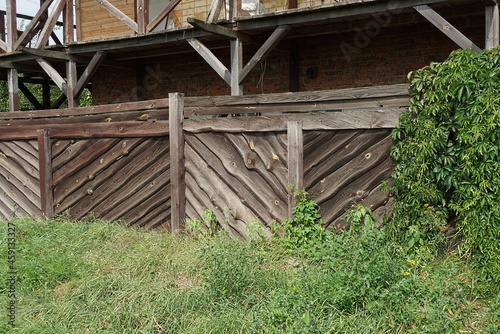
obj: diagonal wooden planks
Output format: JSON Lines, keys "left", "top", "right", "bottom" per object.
{"left": 304, "top": 129, "right": 394, "bottom": 229}
{"left": 53, "top": 137, "right": 171, "bottom": 229}
{"left": 0, "top": 141, "right": 41, "bottom": 220}
{"left": 184, "top": 131, "right": 288, "bottom": 238}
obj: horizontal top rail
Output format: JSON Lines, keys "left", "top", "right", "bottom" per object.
{"left": 0, "top": 84, "right": 409, "bottom": 121}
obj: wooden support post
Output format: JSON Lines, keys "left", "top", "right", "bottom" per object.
{"left": 0, "top": 12, "right": 6, "bottom": 51}
{"left": 287, "top": 121, "right": 303, "bottom": 217}
{"left": 38, "top": 129, "right": 54, "bottom": 218}
{"left": 288, "top": 0, "right": 297, "bottom": 9}
{"left": 169, "top": 92, "right": 186, "bottom": 234}
{"left": 486, "top": 4, "right": 500, "bottom": 50}
{"left": 289, "top": 41, "right": 299, "bottom": 92}
{"left": 6, "top": 0, "right": 17, "bottom": 52}
{"left": 136, "top": 0, "right": 147, "bottom": 34}
{"left": 42, "top": 82, "right": 51, "bottom": 109}
{"left": 231, "top": 38, "right": 243, "bottom": 95}
{"left": 66, "top": 59, "right": 78, "bottom": 107}
{"left": 8, "top": 69, "right": 19, "bottom": 112}
{"left": 64, "top": 0, "right": 75, "bottom": 44}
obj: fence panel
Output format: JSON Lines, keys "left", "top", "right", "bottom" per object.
{"left": 304, "top": 129, "right": 394, "bottom": 229}
{"left": 0, "top": 140, "right": 41, "bottom": 220}
{"left": 53, "top": 137, "right": 171, "bottom": 229}
{"left": 185, "top": 131, "right": 288, "bottom": 238}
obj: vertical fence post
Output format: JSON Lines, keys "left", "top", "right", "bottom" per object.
{"left": 169, "top": 92, "right": 186, "bottom": 234}
{"left": 37, "top": 129, "right": 54, "bottom": 218}
{"left": 287, "top": 121, "right": 303, "bottom": 217}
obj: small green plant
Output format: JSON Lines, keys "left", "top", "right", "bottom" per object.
{"left": 280, "top": 190, "right": 325, "bottom": 254}
{"left": 187, "top": 209, "right": 220, "bottom": 237}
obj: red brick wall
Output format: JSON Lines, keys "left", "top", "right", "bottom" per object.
{"left": 91, "top": 15, "right": 485, "bottom": 104}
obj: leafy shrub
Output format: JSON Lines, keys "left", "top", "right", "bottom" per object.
{"left": 391, "top": 48, "right": 500, "bottom": 280}
{"left": 279, "top": 190, "right": 325, "bottom": 255}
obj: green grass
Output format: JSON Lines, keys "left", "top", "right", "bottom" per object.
{"left": 1, "top": 216, "right": 499, "bottom": 333}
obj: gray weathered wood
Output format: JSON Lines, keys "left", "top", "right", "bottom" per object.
{"left": 486, "top": 4, "right": 500, "bottom": 50}
{"left": 8, "top": 68, "right": 19, "bottom": 112}
{"left": 287, "top": 121, "right": 303, "bottom": 217}
{"left": 414, "top": 5, "right": 481, "bottom": 52}
{"left": 231, "top": 38, "right": 243, "bottom": 95}
{"left": 0, "top": 39, "right": 6, "bottom": 52}
{"left": 206, "top": 0, "right": 224, "bottom": 23}
{"left": 35, "top": 0, "right": 66, "bottom": 48}
{"left": 136, "top": 0, "right": 147, "bottom": 34}
{"left": 147, "top": 0, "right": 182, "bottom": 32}
{"left": 0, "top": 121, "right": 170, "bottom": 140}
{"left": 74, "top": 51, "right": 107, "bottom": 98}
{"left": 239, "top": 25, "right": 291, "bottom": 84}
{"left": 187, "top": 38, "right": 232, "bottom": 85}
{"left": 66, "top": 60, "right": 78, "bottom": 107}
{"left": 95, "top": 0, "right": 139, "bottom": 32}
{"left": 169, "top": 92, "right": 186, "bottom": 233}
{"left": 36, "top": 58, "right": 67, "bottom": 93}
{"left": 184, "top": 110, "right": 403, "bottom": 133}
{"left": 38, "top": 129, "right": 54, "bottom": 218}
{"left": 6, "top": 0, "right": 16, "bottom": 52}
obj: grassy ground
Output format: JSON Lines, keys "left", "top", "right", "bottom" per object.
{"left": 1, "top": 216, "right": 499, "bottom": 333}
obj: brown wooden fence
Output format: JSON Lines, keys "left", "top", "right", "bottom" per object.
{"left": 0, "top": 84, "right": 409, "bottom": 237}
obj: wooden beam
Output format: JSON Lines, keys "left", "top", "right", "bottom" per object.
{"left": 95, "top": 0, "right": 138, "bottom": 32}
{"left": 414, "top": 5, "right": 481, "bottom": 52}
{"left": 0, "top": 40, "right": 6, "bottom": 52}
{"left": 206, "top": 0, "right": 224, "bottom": 23}
{"left": 188, "top": 18, "right": 246, "bottom": 41}
{"left": 36, "top": 58, "right": 67, "bottom": 93}
{"left": 36, "top": 0, "right": 66, "bottom": 48}
{"left": 486, "top": 4, "right": 500, "bottom": 49}
{"left": 6, "top": 0, "right": 17, "bottom": 52}
{"left": 64, "top": 0, "right": 74, "bottom": 44}
{"left": 38, "top": 129, "right": 54, "bottom": 218}
{"left": 8, "top": 68, "right": 19, "bottom": 111}
{"left": 184, "top": 109, "right": 403, "bottom": 133}
{"left": 169, "top": 92, "right": 186, "bottom": 234}
{"left": 187, "top": 38, "right": 231, "bottom": 85}
{"left": 74, "top": 51, "right": 107, "bottom": 98}
{"left": 0, "top": 121, "right": 170, "bottom": 140}
{"left": 287, "top": 121, "right": 303, "bottom": 217}
{"left": 66, "top": 60, "right": 78, "bottom": 107}
{"left": 20, "top": 46, "right": 72, "bottom": 60}
{"left": 136, "top": 0, "right": 147, "bottom": 34}
{"left": 146, "top": 0, "right": 182, "bottom": 32}
{"left": 231, "top": 38, "right": 243, "bottom": 95}
{"left": 239, "top": 25, "right": 290, "bottom": 84}
{"left": 19, "top": 81, "right": 44, "bottom": 110}
{"left": 14, "top": 0, "right": 54, "bottom": 50}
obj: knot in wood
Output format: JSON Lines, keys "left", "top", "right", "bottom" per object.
{"left": 365, "top": 152, "right": 372, "bottom": 159}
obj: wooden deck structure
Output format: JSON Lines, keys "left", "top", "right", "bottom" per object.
{"left": 0, "top": 84, "right": 408, "bottom": 235}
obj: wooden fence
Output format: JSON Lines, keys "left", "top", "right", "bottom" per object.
{"left": 0, "top": 84, "right": 409, "bottom": 237}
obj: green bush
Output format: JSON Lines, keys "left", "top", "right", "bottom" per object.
{"left": 391, "top": 47, "right": 500, "bottom": 280}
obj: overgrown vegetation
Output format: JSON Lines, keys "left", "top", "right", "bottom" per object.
{"left": 391, "top": 47, "right": 500, "bottom": 281}
{"left": 2, "top": 203, "right": 499, "bottom": 333}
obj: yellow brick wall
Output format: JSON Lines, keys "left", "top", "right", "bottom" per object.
{"left": 77, "top": 0, "right": 348, "bottom": 41}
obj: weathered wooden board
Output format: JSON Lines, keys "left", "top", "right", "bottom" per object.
{"left": 53, "top": 137, "right": 171, "bottom": 229}
{"left": 303, "top": 129, "right": 394, "bottom": 229}
{"left": 0, "top": 140, "right": 41, "bottom": 220}
{"left": 184, "top": 131, "right": 288, "bottom": 238}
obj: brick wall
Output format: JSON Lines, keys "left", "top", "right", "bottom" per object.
{"left": 91, "top": 16, "right": 485, "bottom": 104}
